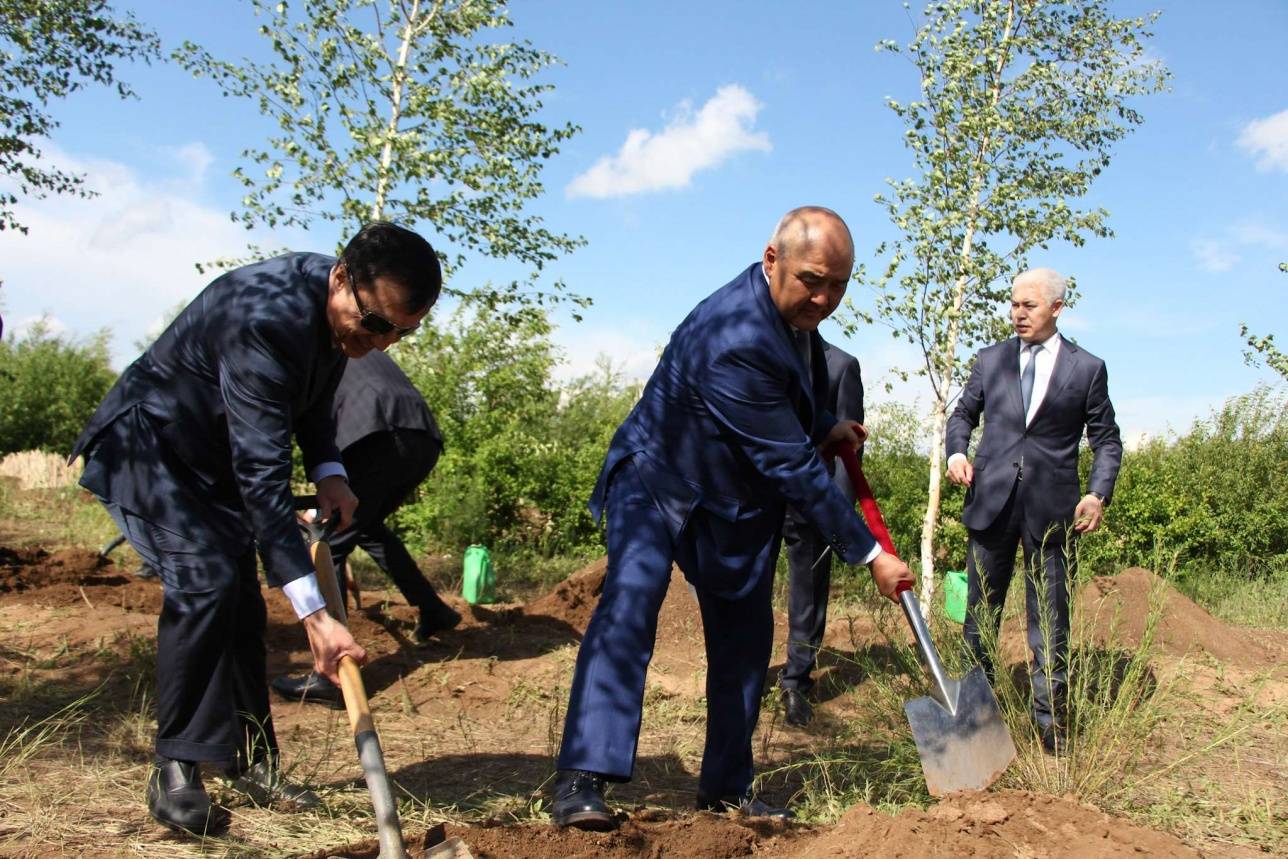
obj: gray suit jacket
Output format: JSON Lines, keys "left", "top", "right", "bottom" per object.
{"left": 946, "top": 335, "right": 1122, "bottom": 534}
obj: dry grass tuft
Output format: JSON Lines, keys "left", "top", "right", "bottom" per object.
{"left": 0, "top": 450, "right": 82, "bottom": 490}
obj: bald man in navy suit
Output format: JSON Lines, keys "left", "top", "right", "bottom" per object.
{"left": 946, "top": 268, "right": 1122, "bottom": 753}
{"left": 549, "top": 207, "right": 914, "bottom": 829}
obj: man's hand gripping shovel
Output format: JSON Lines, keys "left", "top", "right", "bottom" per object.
{"left": 296, "top": 497, "right": 472, "bottom": 859}
{"left": 828, "top": 437, "right": 1017, "bottom": 796}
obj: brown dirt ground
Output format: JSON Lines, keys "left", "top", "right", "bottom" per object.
{"left": 1, "top": 542, "right": 1284, "bottom": 858}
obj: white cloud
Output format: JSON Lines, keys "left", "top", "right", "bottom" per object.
{"left": 566, "top": 84, "right": 771, "bottom": 199}
{"left": 1230, "top": 220, "right": 1288, "bottom": 248}
{"left": 1190, "top": 219, "right": 1288, "bottom": 274}
{"left": 0, "top": 144, "right": 298, "bottom": 367}
{"left": 550, "top": 321, "right": 665, "bottom": 385}
{"left": 1237, "top": 108, "right": 1288, "bottom": 173}
{"left": 1191, "top": 238, "right": 1240, "bottom": 273}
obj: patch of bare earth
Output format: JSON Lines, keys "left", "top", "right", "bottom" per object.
{"left": 1, "top": 536, "right": 1284, "bottom": 857}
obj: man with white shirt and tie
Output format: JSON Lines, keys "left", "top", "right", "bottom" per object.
{"left": 945, "top": 267, "right": 1122, "bottom": 753}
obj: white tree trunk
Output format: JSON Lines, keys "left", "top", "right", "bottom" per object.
{"left": 919, "top": 399, "right": 948, "bottom": 610}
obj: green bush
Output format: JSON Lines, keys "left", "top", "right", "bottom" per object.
{"left": 862, "top": 402, "right": 966, "bottom": 569}
{"left": 0, "top": 321, "right": 116, "bottom": 455}
{"left": 1078, "top": 385, "right": 1288, "bottom": 575}
{"left": 391, "top": 302, "right": 639, "bottom": 556}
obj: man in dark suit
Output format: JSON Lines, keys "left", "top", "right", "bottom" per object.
{"left": 778, "top": 340, "right": 863, "bottom": 727}
{"left": 271, "top": 349, "right": 459, "bottom": 706}
{"left": 70, "top": 222, "right": 441, "bottom": 836}
{"left": 549, "top": 207, "right": 914, "bottom": 830}
{"left": 946, "top": 267, "right": 1122, "bottom": 752}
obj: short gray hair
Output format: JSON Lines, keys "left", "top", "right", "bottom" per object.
{"left": 768, "top": 206, "right": 853, "bottom": 259}
{"left": 1013, "top": 268, "right": 1067, "bottom": 305}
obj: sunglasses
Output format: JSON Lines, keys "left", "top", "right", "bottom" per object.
{"left": 346, "top": 267, "right": 419, "bottom": 339}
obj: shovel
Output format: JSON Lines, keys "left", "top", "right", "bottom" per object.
{"left": 830, "top": 446, "right": 1016, "bottom": 795}
{"left": 894, "top": 581, "right": 1017, "bottom": 795}
{"left": 296, "top": 498, "right": 472, "bottom": 859}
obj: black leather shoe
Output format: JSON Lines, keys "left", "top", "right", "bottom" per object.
{"left": 782, "top": 688, "right": 813, "bottom": 727}
{"left": 147, "top": 759, "right": 230, "bottom": 836}
{"left": 551, "top": 769, "right": 614, "bottom": 830}
{"left": 270, "top": 671, "right": 344, "bottom": 708}
{"left": 223, "top": 759, "right": 321, "bottom": 810}
{"left": 415, "top": 602, "right": 462, "bottom": 642}
{"left": 1039, "top": 724, "right": 1067, "bottom": 755}
{"left": 697, "top": 792, "right": 795, "bottom": 820}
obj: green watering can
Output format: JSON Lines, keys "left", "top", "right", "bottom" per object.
{"left": 461, "top": 544, "right": 497, "bottom": 605}
{"left": 944, "top": 570, "right": 968, "bottom": 624}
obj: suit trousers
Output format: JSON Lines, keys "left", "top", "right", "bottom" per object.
{"left": 778, "top": 511, "right": 833, "bottom": 692}
{"left": 962, "top": 481, "right": 1072, "bottom": 732}
{"left": 106, "top": 502, "right": 275, "bottom": 768}
{"left": 328, "top": 429, "right": 446, "bottom": 611}
{"left": 557, "top": 457, "right": 776, "bottom": 799}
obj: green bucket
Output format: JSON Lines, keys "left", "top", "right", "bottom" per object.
{"left": 944, "top": 570, "right": 968, "bottom": 624}
{"left": 461, "top": 544, "right": 497, "bottom": 605}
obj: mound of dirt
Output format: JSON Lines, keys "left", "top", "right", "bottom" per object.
{"left": 311, "top": 814, "right": 804, "bottom": 859}
{"left": 1080, "top": 567, "right": 1268, "bottom": 665}
{"left": 0, "top": 546, "right": 109, "bottom": 592}
{"left": 523, "top": 557, "right": 607, "bottom": 633}
{"left": 792, "top": 789, "right": 1198, "bottom": 858}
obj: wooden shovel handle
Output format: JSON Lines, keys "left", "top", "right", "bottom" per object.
{"left": 309, "top": 541, "right": 376, "bottom": 736}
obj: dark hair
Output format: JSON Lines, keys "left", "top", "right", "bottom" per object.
{"left": 340, "top": 222, "right": 443, "bottom": 313}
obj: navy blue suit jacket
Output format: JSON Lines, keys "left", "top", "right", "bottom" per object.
{"left": 591, "top": 263, "right": 878, "bottom": 599}
{"left": 333, "top": 350, "right": 441, "bottom": 452}
{"left": 72, "top": 253, "right": 347, "bottom": 587}
{"left": 946, "top": 335, "right": 1122, "bottom": 533}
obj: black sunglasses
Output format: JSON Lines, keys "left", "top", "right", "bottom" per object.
{"left": 346, "top": 267, "right": 419, "bottom": 339}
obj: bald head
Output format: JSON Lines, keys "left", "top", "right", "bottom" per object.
{"left": 762, "top": 206, "right": 855, "bottom": 331}
{"left": 768, "top": 206, "right": 855, "bottom": 265}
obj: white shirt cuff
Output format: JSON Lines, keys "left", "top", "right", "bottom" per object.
{"left": 309, "top": 461, "right": 348, "bottom": 483}
{"left": 282, "top": 573, "right": 326, "bottom": 619}
{"left": 861, "top": 543, "right": 883, "bottom": 565}
{"left": 946, "top": 452, "right": 968, "bottom": 469}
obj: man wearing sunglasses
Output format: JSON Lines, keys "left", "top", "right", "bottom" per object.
{"left": 71, "top": 222, "right": 441, "bottom": 837}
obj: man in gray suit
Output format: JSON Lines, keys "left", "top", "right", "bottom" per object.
{"left": 778, "top": 340, "right": 863, "bottom": 727}
{"left": 946, "top": 268, "right": 1122, "bottom": 752}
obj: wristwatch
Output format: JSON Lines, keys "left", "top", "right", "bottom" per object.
{"left": 1088, "top": 491, "right": 1105, "bottom": 502}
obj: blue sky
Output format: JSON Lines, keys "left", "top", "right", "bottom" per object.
{"left": 2, "top": 0, "right": 1286, "bottom": 445}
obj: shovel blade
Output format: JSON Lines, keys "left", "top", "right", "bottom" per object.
{"left": 904, "top": 666, "right": 1016, "bottom": 796}
{"left": 418, "top": 837, "right": 474, "bottom": 859}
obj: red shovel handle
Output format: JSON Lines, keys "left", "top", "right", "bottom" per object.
{"left": 828, "top": 433, "right": 898, "bottom": 557}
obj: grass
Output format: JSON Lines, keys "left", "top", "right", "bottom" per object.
{"left": 2, "top": 472, "right": 1285, "bottom": 855}
{"left": 756, "top": 543, "right": 1286, "bottom": 856}
{"left": 1173, "top": 560, "right": 1288, "bottom": 627}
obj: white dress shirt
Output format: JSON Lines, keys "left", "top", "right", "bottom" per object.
{"left": 1021, "top": 331, "right": 1062, "bottom": 426}
{"left": 280, "top": 461, "right": 351, "bottom": 618}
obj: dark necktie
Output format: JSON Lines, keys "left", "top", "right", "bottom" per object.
{"left": 1021, "top": 342, "right": 1041, "bottom": 417}
{"left": 795, "top": 329, "right": 813, "bottom": 382}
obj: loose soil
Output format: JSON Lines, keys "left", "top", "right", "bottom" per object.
{"left": 1, "top": 536, "right": 1283, "bottom": 858}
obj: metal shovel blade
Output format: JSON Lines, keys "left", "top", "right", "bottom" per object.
{"left": 897, "top": 583, "right": 1016, "bottom": 796}
{"left": 905, "top": 664, "right": 1017, "bottom": 795}
{"left": 418, "top": 837, "right": 474, "bottom": 858}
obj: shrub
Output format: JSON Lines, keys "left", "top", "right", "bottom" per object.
{"left": 391, "top": 302, "right": 639, "bottom": 556}
{"left": 0, "top": 321, "right": 116, "bottom": 456}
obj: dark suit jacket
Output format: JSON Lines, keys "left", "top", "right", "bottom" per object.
{"left": 822, "top": 340, "right": 863, "bottom": 502}
{"left": 946, "top": 335, "right": 1122, "bottom": 534}
{"left": 333, "top": 350, "right": 441, "bottom": 452}
{"left": 71, "top": 253, "right": 346, "bottom": 587}
{"left": 591, "top": 262, "right": 878, "bottom": 599}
